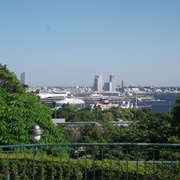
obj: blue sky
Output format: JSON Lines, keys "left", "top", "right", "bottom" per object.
{"left": 0, "top": 0, "right": 180, "bottom": 87}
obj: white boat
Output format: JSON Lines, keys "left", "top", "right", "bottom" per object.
{"left": 55, "top": 98, "right": 85, "bottom": 109}
{"left": 119, "top": 101, "right": 134, "bottom": 109}
{"left": 38, "top": 91, "right": 71, "bottom": 99}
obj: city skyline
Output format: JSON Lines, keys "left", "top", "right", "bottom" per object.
{"left": 1, "top": 0, "right": 180, "bottom": 87}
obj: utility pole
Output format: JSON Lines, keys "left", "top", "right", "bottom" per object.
{"left": 169, "top": 101, "right": 171, "bottom": 116}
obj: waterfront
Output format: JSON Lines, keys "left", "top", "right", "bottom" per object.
{"left": 138, "top": 93, "right": 180, "bottom": 113}
{"left": 80, "top": 93, "right": 180, "bottom": 113}
{"left": 39, "top": 90, "right": 180, "bottom": 113}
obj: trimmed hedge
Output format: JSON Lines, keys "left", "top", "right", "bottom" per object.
{"left": 0, "top": 154, "right": 179, "bottom": 179}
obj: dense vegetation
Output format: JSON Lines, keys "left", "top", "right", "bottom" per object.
{"left": 56, "top": 99, "right": 180, "bottom": 144}
{"left": 0, "top": 153, "right": 179, "bottom": 179}
{"left": 53, "top": 104, "right": 134, "bottom": 122}
{"left": 0, "top": 64, "right": 64, "bottom": 145}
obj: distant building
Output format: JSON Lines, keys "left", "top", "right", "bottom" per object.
{"left": 109, "top": 74, "right": 116, "bottom": 92}
{"left": 104, "top": 82, "right": 112, "bottom": 92}
{"left": 20, "top": 72, "right": 26, "bottom": 84}
{"left": 121, "top": 80, "right": 124, "bottom": 93}
{"left": 93, "top": 75, "right": 103, "bottom": 92}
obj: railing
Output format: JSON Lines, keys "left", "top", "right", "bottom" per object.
{"left": 0, "top": 143, "right": 179, "bottom": 180}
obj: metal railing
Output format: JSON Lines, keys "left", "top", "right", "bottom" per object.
{"left": 0, "top": 143, "right": 179, "bottom": 180}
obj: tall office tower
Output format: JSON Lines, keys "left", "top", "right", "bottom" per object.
{"left": 104, "top": 82, "right": 112, "bottom": 92}
{"left": 20, "top": 72, "right": 26, "bottom": 84}
{"left": 122, "top": 80, "right": 124, "bottom": 93}
{"left": 93, "top": 75, "right": 103, "bottom": 92}
{"left": 109, "top": 74, "right": 116, "bottom": 92}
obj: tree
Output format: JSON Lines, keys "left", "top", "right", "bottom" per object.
{"left": 134, "top": 112, "right": 172, "bottom": 143}
{"left": 0, "top": 88, "right": 64, "bottom": 145}
{"left": 77, "top": 109, "right": 96, "bottom": 122}
{"left": 0, "top": 64, "right": 64, "bottom": 145}
{"left": 102, "top": 112, "right": 114, "bottom": 122}
{"left": 106, "top": 124, "right": 132, "bottom": 142}
{"left": 92, "top": 106, "right": 103, "bottom": 121}
{"left": 55, "top": 103, "right": 79, "bottom": 121}
{"left": 104, "top": 107, "right": 134, "bottom": 121}
{"left": 171, "top": 95, "right": 180, "bottom": 135}
{"left": 0, "top": 64, "right": 27, "bottom": 93}
{"left": 78, "top": 124, "right": 109, "bottom": 143}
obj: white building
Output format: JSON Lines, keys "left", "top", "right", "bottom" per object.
{"left": 109, "top": 74, "right": 116, "bottom": 92}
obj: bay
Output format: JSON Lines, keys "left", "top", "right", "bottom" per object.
{"left": 138, "top": 93, "right": 180, "bottom": 113}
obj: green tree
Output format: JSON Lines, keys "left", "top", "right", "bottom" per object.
{"left": 55, "top": 103, "right": 79, "bottom": 121}
{"left": 171, "top": 95, "right": 180, "bottom": 135}
{"left": 78, "top": 124, "right": 109, "bottom": 143}
{"left": 0, "top": 89, "right": 64, "bottom": 145}
{"left": 102, "top": 112, "right": 114, "bottom": 122}
{"left": 0, "top": 64, "right": 27, "bottom": 93}
{"left": 131, "top": 109, "right": 148, "bottom": 121}
{"left": 105, "top": 107, "right": 134, "bottom": 121}
{"left": 76, "top": 109, "right": 96, "bottom": 122}
{"left": 134, "top": 112, "right": 172, "bottom": 143}
{"left": 106, "top": 124, "right": 131, "bottom": 142}
{"left": 0, "top": 64, "right": 64, "bottom": 145}
{"left": 92, "top": 106, "right": 103, "bottom": 121}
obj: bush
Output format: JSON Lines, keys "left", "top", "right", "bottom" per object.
{"left": 0, "top": 153, "right": 179, "bottom": 179}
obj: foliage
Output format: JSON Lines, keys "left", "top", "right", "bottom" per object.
{"left": 92, "top": 106, "right": 103, "bottom": 121}
{"left": 134, "top": 112, "right": 173, "bottom": 143}
{"left": 0, "top": 64, "right": 27, "bottom": 93}
{"left": 131, "top": 108, "right": 148, "bottom": 121}
{"left": 105, "top": 124, "right": 134, "bottom": 143}
{"left": 77, "top": 108, "right": 96, "bottom": 122}
{"left": 55, "top": 103, "right": 79, "bottom": 121}
{"left": 55, "top": 104, "right": 135, "bottom": 122}
{"left": 0, "top": 88, "right": 64, "bottom": 145}
{"left": 59, "top": 110, "right": 176, "bottom": 145}
{"left": 0, "top": 64, "right": 64, "bottom": 145}
{"left": 0, "top": 154, "right": 179, "bottom": 179}
{"left": 102, "top": 112, "right": 114, "bottom": 122}
{"left": 78, "top": 124, "right": 109, "bottom": 143}
{"left": 171, "top": 95, "right": 180, "bottom": 135}
{"left": 103, "top": 107, "right": 135, "bottom": 121}
{"left": 62, "top": 127, "right": 82, "bottom": 142}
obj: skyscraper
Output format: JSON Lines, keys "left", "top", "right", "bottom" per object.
{"left": 109, "top": 74, "right": 116, "bottom": 92}
{"left": 93, "top": 75, "right": 103, "bottom": 92}
{"left": 104, "top": 82, "right": 112, "bottom": 92}
{"left": 20, "top": 72, "right": 26, "bottom": 84}
{"left": 122, "top": 80, "right": 124, "bottom": 93}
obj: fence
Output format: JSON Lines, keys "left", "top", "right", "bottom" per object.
{"left": 0, "top": 143, "right": 180, "bottom": 180}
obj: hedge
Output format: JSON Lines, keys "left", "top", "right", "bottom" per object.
{"left": 0, "top": 154, "right": 179, "bottom": 179}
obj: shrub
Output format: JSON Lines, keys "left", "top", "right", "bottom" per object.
{"left": 0, "top": 154, "right": 179, "bottom": 179}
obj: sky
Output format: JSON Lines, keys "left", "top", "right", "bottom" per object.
{"left": 0, "top": 0, "right": 180, "bottom": 87}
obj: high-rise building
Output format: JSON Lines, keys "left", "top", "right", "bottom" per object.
{"left": 20, "top": 72, "right": 26, "bottom": 84}
{"left": 93, "top": 75, "right": 103, "bottom": 92}
{"left": 109, "top": 74, "right": 116, "bottom": 92}
{"left": 104, "top": 82, "right": 112, "bottom": 92}
{"left": 122, "top": 80, "right": 124, "bottom": 93}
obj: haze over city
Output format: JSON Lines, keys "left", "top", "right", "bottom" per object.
{"left": 0, "top": 0, "right": 180, "bottom": 87}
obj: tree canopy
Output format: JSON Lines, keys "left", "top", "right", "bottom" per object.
{"left": 57, "top": 96, "right": 180, "bottom": 144}
{"left": 0, "top": 64, "right": 27, "bottom": 93}
{"left": 0, "top": 64, "right": 64, "bottom": 145}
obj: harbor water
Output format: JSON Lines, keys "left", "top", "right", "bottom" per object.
{"left": 138, "top": 93, "right": 180, "bottom": 113}
{"left": 78, "top": 93, "right": 180, "bottom": 113}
